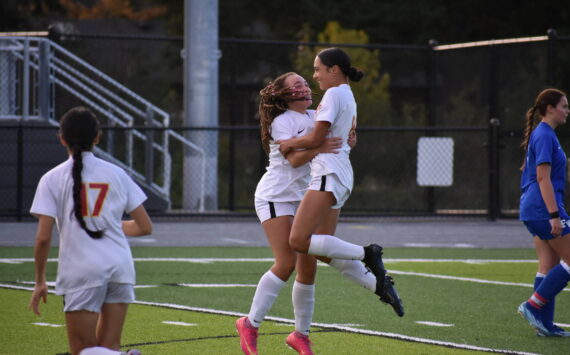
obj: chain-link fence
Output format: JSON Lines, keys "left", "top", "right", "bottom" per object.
{"left": 2, "top": 29, "right": 570, "bottom": 219}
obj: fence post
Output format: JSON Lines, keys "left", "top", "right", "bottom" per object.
{"left": 38, "top": 39, "right": 51, "bottom": 121}
{"left": 145, "top": 107, "right": 154, "bottom": 186}
{"left": 22, "top": 39, "right": 30, "bottom": 121}
{"left": 16, "top": 123, "right": 24, "bottom": 221}
{"left": 228, "top": 41, "right": 236, "bottom": 211}
{"left": 488, "top": 45, "right": 498, "bottom": 121}
{"left": 547, "top": 28, "right": 557, "bottom": 86}
{"left": 426, "top": 39, "right": 438, "bottom": 213}
{"left": 488, "top": 118, "right": 501, "bottom": 221}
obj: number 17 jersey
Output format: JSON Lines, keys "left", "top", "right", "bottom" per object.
{"left": 30, "top": 152, "right": 147, "bottom": 295}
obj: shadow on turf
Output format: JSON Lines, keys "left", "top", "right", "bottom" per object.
{"left": 55, "top": 329, "right": 338, "bottom": 354}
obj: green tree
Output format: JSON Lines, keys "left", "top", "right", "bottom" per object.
{"left": 293, "top": 21, "right": 391, "bottom": 125}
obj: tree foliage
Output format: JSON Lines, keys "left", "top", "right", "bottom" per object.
{"left": 294, "top": 21, "right": 391, "bottom": 125}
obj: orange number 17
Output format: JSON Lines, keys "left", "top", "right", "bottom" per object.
{"left": 81, "top": 183, "right": 109, "bottom": 217}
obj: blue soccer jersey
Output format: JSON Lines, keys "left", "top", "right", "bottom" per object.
{"left": 520, "top": 122, "right": 567, "bottom": 221}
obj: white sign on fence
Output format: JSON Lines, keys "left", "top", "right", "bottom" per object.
{"left": 417, "top": 137, "right": 454, "bottom": 186}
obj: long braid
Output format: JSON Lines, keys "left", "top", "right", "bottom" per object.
{"left": 519, "top": 107, "right": 537, "bottom": 171}
{"left": 520, "top": 107, "right": 537, "bottom": 152}
{"left": 61, "top": 107, "right": 103, "bottom": 239}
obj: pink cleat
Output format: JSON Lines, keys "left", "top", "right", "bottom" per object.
{"left": 235, "top": 317, "right": 258, "bottom": 355}
{"left": 286, "top": 331, "right": 313, "bottom": 355}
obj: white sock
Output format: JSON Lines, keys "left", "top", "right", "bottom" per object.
{"left": 308, "top": 234, "right": 365, "bottom": 260}
{"left": 247, "top": 270, "right": 286, "bottom": 328}
{"left": 292, "top": 281, "right": 315, "bottom": 335}
{"left": 561, "top": 260, "right": 570, "bottom": 274}
{"left": 79, "top": 347, "right": 122, "bottom": 355}
{"left": 329, "top": 259, "right": 376, "bottom": 291}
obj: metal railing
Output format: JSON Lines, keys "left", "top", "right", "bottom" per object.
{"left": 0, "top": 36, "right": 207, "bottom": 210}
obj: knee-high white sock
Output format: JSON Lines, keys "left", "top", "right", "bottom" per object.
{"left": 247, "top": 270, "right": 286, "bottom": 328}
{"left": 308, "top": 234, "right": 365, "bottom": 260}
{"left": 329, "top": 259, "right": 376, "bottom": 291}
{"left": 292, "top": 281, "right": 315, "bottom": 335}
{"left": 79, "top": 347, "right": 122, "bottom": 355}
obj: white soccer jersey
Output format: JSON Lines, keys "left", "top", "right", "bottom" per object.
{"left": 255, "top": 109, "right": 315, "bottom": 202}
{"left": 30, "top": 152, "right": 147, "bottom": 295}
{"left": 311, "top": 84, "right": 356, "bottom": 191}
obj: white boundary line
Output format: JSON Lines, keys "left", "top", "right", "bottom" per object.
{"left": 389, "top": 270, "right": 570, "bottom": 292}
{"left": 0, "top": 284, "right": 540, "bottom": 355}
{"left": 0, "top": 257, "right": 539, "bottom": 264}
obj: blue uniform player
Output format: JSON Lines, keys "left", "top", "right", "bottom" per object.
{"left": 517, "top": 88, "right": 570, "bottom": 337}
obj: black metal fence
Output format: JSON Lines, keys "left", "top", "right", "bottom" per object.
{"left": 0, "top": 121, "right": 531, "bottom": 220}
{"left": 3, "top": 29, "right": 570, "bottom": 219}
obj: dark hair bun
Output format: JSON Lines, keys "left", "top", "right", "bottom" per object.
{"left": 348, "top": 67, "right": 364, "bottom": 82}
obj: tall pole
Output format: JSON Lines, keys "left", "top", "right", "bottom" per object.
{"left": 183, "top": 0, "right": 220, "bottom": 210}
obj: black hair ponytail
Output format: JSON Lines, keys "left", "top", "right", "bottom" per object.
{"left": 60, "top": 107, "right": 104, "bottom": 239}
{"left": 317, "top": 47, "right": 364, "bottom": 82}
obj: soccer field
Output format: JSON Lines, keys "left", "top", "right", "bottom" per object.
{"left": 1, "top": 246, "right": 568, "bottom": 355}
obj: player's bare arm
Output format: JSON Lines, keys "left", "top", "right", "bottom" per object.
{"left": 286, "top": 136, "right": 342, "bottom": 168}
{"left": 29, "top": 214, "right": 54, "bottom": 316}
{"left": 277, "top": 121, "right": 331, "bottom": 157}
{"left": 122, "top": 204, "right": 153, "bottom": 237}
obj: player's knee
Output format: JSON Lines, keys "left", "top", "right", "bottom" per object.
{"left": 289, "top": 235, "right": 308, "bottom": 254}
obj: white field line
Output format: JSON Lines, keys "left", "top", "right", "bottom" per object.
{"left": 4, "top": 257, "right": 566, "bottom": 292}
{"left": 0, "top": 284, "right": 541, "bottom": 355}
{"left": 388, "top": 270, "right": 570, "bottom": 292}
{"left": 33, "top": 322, "right": 64, "bottom": 327}
{"left": 415, "top": 321, "right": 454, "bottom": 327}
{"left": 0, "top": 257, "right": 539, "bottom": 264}
{"left": 162, "top": 321, "right": 197, "bottom": 327}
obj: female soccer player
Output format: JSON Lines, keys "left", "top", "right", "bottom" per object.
{"left": 28, "top": 107, "right": 152, "bottom": 355}
{"left": 517, "top": 88, "right": 570, "bottom": 337}
{"left": 279, "top": 48, "right": 403, "bottom": 319}
{"left": 236, "top": 72, "right": 381, "bottom": 355}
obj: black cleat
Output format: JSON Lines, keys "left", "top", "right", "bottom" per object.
{"left": 363, "top": 244, "right": 386, "bottom": 284}
{"left": 376, "top": 275, "right": 404, "bottom": 317}
{"left": 363, "top": 244, "right": 404, "bottom": 317}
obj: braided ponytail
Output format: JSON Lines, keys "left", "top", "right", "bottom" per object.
{"left": 520, "top": 88, "right": 566, "bottom": 170}
{"left": 60, "top": 107, "right": 103, "bottom": 239}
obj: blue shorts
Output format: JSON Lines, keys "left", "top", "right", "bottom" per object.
{"left": 523, "top": 218, "right": 570, "bottom": 240}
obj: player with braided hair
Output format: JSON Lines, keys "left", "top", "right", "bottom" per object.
{"left": 29, "top": 107, "right": 152, "bottom": 355}
{"left": 517, "top": 88, "right": 570, "bottom": 337}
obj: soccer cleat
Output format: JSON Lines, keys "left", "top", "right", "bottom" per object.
{"left": 236, "top": 317, "right": 259, "bottom": 355}
{"left": 363, "top": 244, "right": 386, "bottom": 282}
{"left": 518, "top": 302, "right": 550, "bottom": 335}
{"left": 364, "top": 244, "right": 404, "bottom": 317}
{"left": 286, "top": 331, "right": 313, "bottom": 355}
{"left": 376, "top": 275, "right": 405, "bottom": 317}
{"left": 536, "top": 324, "right": 570, "bottom": 337}
{"left": 120, "top": 350, "right": 141, "bottom": 355}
